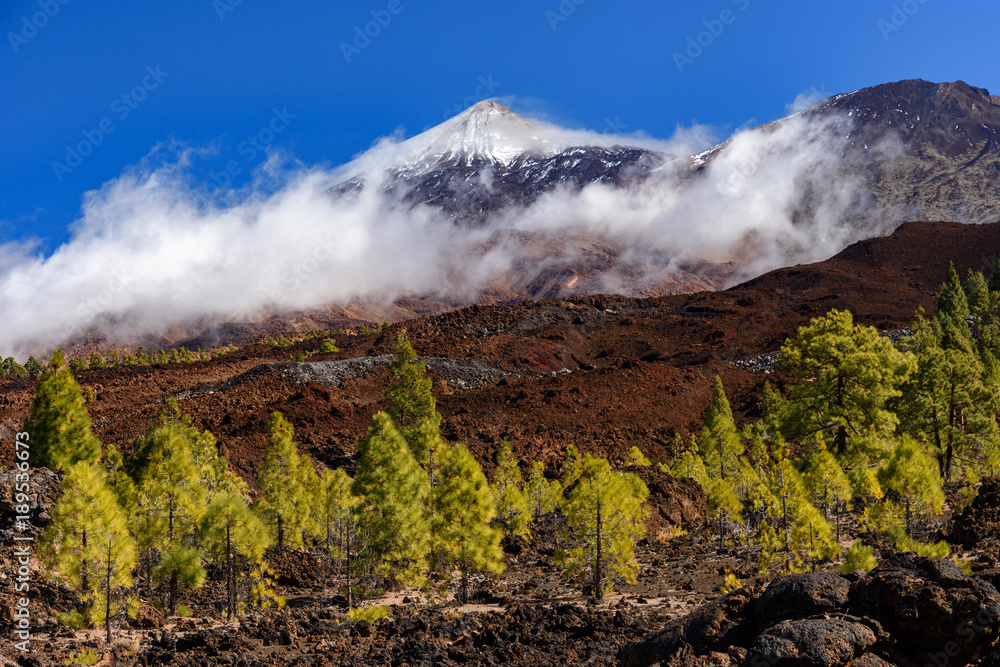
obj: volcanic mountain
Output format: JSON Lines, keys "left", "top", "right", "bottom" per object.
{"left": 35, "top": 80, "right": 1000, "bottom": 360}
{"left": 337, "top": 80, "right": 1000, "bottom": 229}
{"left": 330, "top": 100, "right": 667, "bottom": 223}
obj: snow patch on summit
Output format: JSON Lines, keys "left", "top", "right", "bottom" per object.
{"left": 396, "top": 101, "right": 565, "bottom": 172}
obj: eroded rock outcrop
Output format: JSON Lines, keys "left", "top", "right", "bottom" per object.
{"left": 620, "top": 555, "right": 1000, "bottom": 667}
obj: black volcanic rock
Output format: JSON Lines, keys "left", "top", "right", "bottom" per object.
{"left": 393, "top": 145, "right": 663, "bottom": 223}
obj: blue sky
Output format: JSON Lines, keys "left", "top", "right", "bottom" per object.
{"left": 2, "top": 0, "right": 998, "bottom": 253}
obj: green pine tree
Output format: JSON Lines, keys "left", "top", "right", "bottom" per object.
{"left": 801, "top": 441, "right": 852, "bottom": 543}
{"left": 25, "top": 350, "right": 102, "bottom": 471}
{"left": 757, "top": 452, "right": 838, "bottom": 575}
{"left": 255, "top": 412, "right": 312, "bottom": 551}
{"left": 897, "top": 313, "right": 1000, "bottom": 480}
{"left": 102, "top": 442, "right": 138, "bottom": 514}
{"left": 41, "top": 461, "right": 137, "bottom": 641}
{"left": 937, "top": 263, "right": 970, "bottom": 319}
{"left": 875, "top": 436, "right": 945, "bottom": 541}
{"left": 134, "top": 420, "right": 210, "bottom": 616}
{"left": 696, "top": 377, "right": 758, "bottom": 550}
{"left": 557, "top": 454, "right": 649, "bottom": 600}
{"left": 351, "top": 411, "right": 430, "bottom": 589}
{"left": 524, "top": 461, "right": 563, "bottom": 521}
{"left": 966, "top": 269, "right": 991, "bottom": 316}
{"left": 776, "top": 309, "right": 915, "bottom": 461}
{"left": 491, "top": 440, "right": 531, "bottom": 540}
{"left": 384, "top": 334, "right": 441, "bottom": 452}
{"left": 314, "top": 467, "right": 364, "bottom": 607}
{"left": 199, "top": 491, "right": 271, "bottom": 620}
{"left": 430, "top": 442, "right": 505, "bottom": 603}
{"left": 560, "top": 443, "right": 584, "bottom": 490}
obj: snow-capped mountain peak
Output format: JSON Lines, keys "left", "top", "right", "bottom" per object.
{"left": 397, "top": 100, "right": 564, "bottom": 171}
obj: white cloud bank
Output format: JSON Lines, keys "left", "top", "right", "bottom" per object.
{"left": 0, "top": 105, "right": 902, "bottom": 359}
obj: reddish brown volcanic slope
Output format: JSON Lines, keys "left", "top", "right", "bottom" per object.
{"left": 3, "top": 220, "right": 999, "bottom": 481}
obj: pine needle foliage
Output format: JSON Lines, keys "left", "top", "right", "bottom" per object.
{"left": 41, "top": 461, "right": 137, "bottom": 642}
{"left": 875, "top": 436, "right": 945, "bottom": 540}
{"left": 25, "top": 350, "right": 102, "bottom": 470}
{"left": 351, "top": 411, "right": 430, "bottom": 589}
{"left": 966, "top": 269, "right": 991, "bottom": 316}
{"left": 133, "top": 414, "right": 211, "bottom": 616}
{"left": 937, "top": 263, "right": 970, "bottom": 319}
{"left": 491, "top": 440, "right": 531, "bottom": 539}
{"left": 255, "top": 412, "right": 313, "bottom": 551}
{"left": 199, "top": 491, "right": 271, "bottom": 620}
{"left": 430, "top": 442, "right": 505, "bottom": 603}
{"left": 776, "top": 309, "right": 915, "bottom": 461}
{"left": 524, "top": 461, "right": 563, "bottom": 521}
{"left": 557, "top": 454, "right": 649, "bottom": 600}
{"left": 384, "top": 334, "right": 441, "bottom": 453}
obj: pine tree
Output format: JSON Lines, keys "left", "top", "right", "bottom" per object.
{"left": 776, "top": 309, "right": 915, "bottom": 461}
{"left": 25, "top": 350, "right": 102, "bottom": 471}
{"left": 134, "top": 419, "right": 210, "bottom": 616}
{"left": 491, "top": 441, "right": 531, "bottom": 539}
{"left": 696, "top": 377, "right": 758, "bottom": 550}
{"left": 898, "top": 313, "right": 1000, "bottom": 480}
{"left": 41, "top": 461, "right": 137, "bottom": 641}
{"left": 199, "top": 491, "right": 271, "bottom": 620}
{"left": 524, "top": 461, "right": 563, "bottom": 521}
{"left": 315, "top": 467, "right": 356, "bottom": 561}
{"left": 409, "top": 417, "right": 445, "bottom": 484}
{"left": 624, "top": 446, "right": 652, "bottom": 467}
{"left": 557, "top": 454, "right": 649, "bottom": 600}
{"left": 90, "top": 514, "right": 138, "bottom": 643}
{"left": 384, "top": 334, "right": 441, "bottom": 451}
{"left": 757, "top": 453, "right": 837, "bottom": 574}
{"left": 255, "top": 412, "right": 312, "bottom": 551}
{"left": 351, "top": 412, "right": 430, "bottom": 588}
{"left": 937, "top": 263, "right": 970, "bottom": 319}
{"left": 802, "top": 441, "right": 852, "bottom": 543}
{"left": 966, "top": 269, "right": 991, "bottom": 316}
{"left": 430, "top": 443, "right": 505, "bottom": 603}
{"left": 102, "top": 442, "right": 138, "bottom": 514}
{"left": 560, "top": 443, "right": 584, "bottom": 490}
{"left": 876, "top": 436, "right": 945, "bottom": 541}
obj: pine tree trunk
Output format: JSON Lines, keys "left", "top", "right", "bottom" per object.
{"left": 905, "top": 497, "right": 912, "bottom": 540}
{"left": 461, "top": 565, "right": 469, "bottom": 605}
{"left": 81, "top": 529, "right": 88, "bottom": 594}
{"left": 226, "top": 524, "right": 236, "bottom": 621}
{"left": 594, "top": 501, "right": 604, "bottom": 601}
{"left": 277, "top": 514, "right": 284, "bottom": 551}
{"left": 170, "top": 573, "right": 178, "bottom": 617}
{"left": 346, "top": 530, "right": 353, "bottom": 610}
{"left": 835, "top": 375, "right": 847, "bottom": 455}
{"left": 105, "top": 538, "right": 113, "bottom": 644}
{"left": 933, "top": 407, "right": 946, "bottom": 478}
